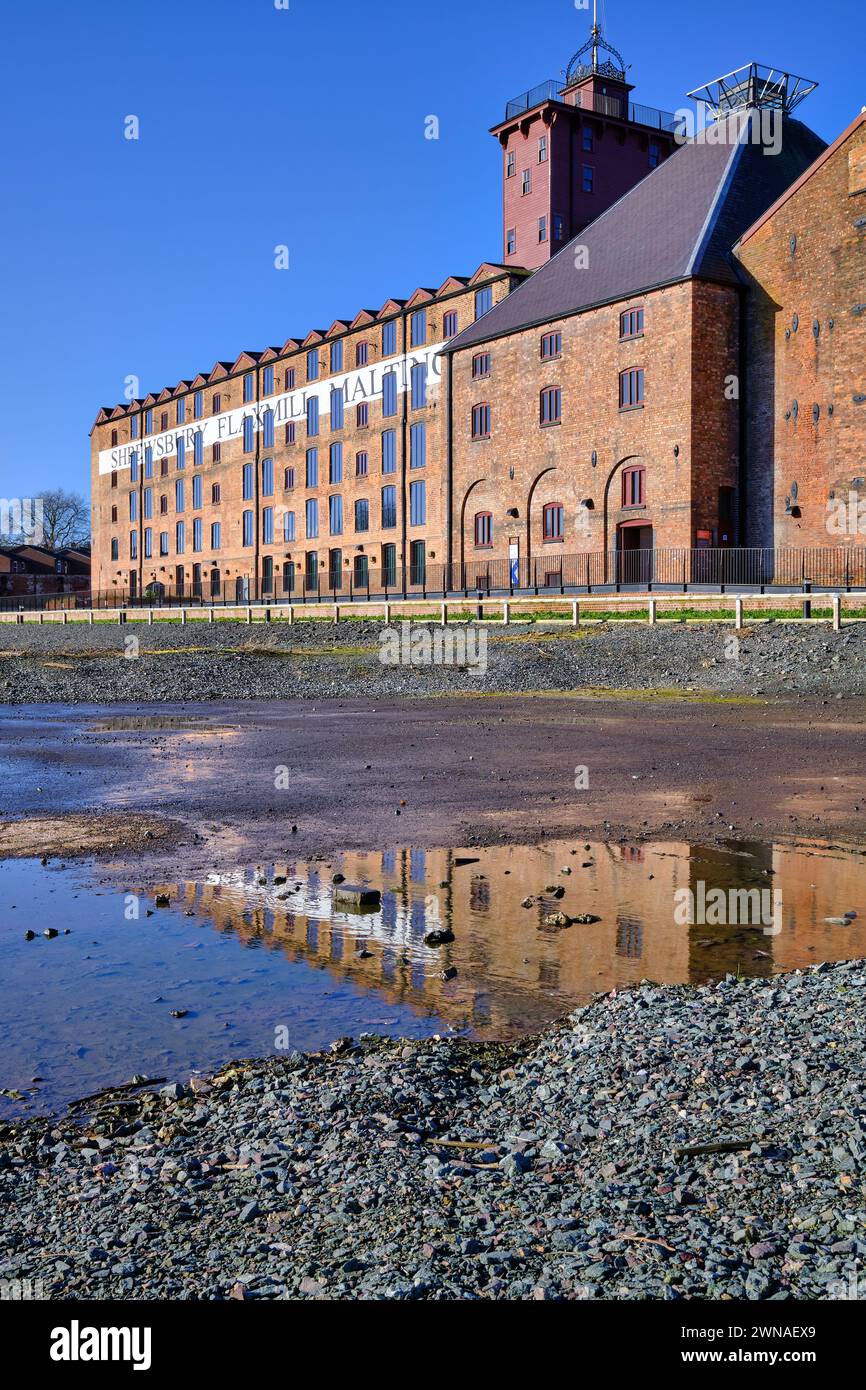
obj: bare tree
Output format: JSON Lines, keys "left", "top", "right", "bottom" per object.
{"left": 0, "top": 489, "right": 90, "bottom": 550}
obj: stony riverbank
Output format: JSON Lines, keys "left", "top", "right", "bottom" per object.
{"left": 1, "top": 959, "right": 864, "bottom": 1301}
{"left": 0, "top": 618, "right": 864, "bottom": 703}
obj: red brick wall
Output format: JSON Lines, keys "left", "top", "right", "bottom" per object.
{"left": 735, "top": 116, "right": 866, "bottom": 548}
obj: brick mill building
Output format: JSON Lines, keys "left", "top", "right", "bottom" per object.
{"left": 90, "top": 17, "right": 866, "bottom": 600}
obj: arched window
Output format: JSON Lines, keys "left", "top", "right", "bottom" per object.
{"left": 619, "top": 367, "right": 645, "bottom": 409}
{"left": 540, "top": 386, "right": 562, "bottom": 425}
{"left": 622, "top": 465, "right": 646, "bottom": 507}
{"left": 542, "top": 502, "right": 564, "bottom": 542}
{"left": 474, "top": 511, "right": 493, "bottom": 548}
{"left": 471, "top": 403, "right": 491, "bottom": 439}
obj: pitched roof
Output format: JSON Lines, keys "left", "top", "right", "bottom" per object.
{"left": 444, "top": 111, "right": 827, "bottom": 354}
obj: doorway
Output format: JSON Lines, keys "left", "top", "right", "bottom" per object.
{"left": 616, "top": 523, "right": 654, "bottom": 585}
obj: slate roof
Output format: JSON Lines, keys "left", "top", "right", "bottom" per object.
{"left": 444, "top": 110, "right": 827, "bottom": 353}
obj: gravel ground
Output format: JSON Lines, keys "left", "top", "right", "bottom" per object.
{"left": 1, "top": 959, "right": 864, "bottom": 1301}
{"left": 0, "top": 618, "right": 864, "bottom": 702}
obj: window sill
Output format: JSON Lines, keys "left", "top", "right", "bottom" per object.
{"left": 474, "top": 544, "right": 494, "bottom": 551}
{"left": 542, "top": 537, "right": 565, "bottom": 545}
{"left": 539, "top": 420, "right": 562, "bottom": 428}
{"left": 471, "top": 435, "right": 491, "bottom": 443}
{"left": 619, "top": 332, "right": 645, "bottom": 342}
{"left": 618, "top": 404, "right": 645, "bottom": 413}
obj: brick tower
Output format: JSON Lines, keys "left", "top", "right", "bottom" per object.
{"left": 492, "top": 5, "right": 679, "bottom": 270}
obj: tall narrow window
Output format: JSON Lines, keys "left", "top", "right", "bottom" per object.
{"left": 242, "top": 511, "right": 253, "bottom": 546}
{"left": 176, "top": 520, "right": 186, "bottom": 553}
{"left": 381, "top": 428, "right": 397, "bottom": 474}
{"left": 243, "top": 416, "right": 255, "bottom": 452}
{"left": 354, "top": 498, "right": 369, "bottom": 532}
{"left": 475, "top": 286, "right": 493, "bottom": 319}
{"left": 471, "top": 403, "right": 491, "bottom": 440}
{"left": 130, "top": 450, "right": 139, "bottom": 483}
{"left": 411, "top": 362, "right": 427, "bottom": 409}
{"left": 619, "top": 368, "right": 645, "bottom": 409}
{"left": 262, "top": 507, "right": 274, "bottom": 544}
{"left": 355, "top": 450, "right": 368, "bottom": 477}
{"left": 176, "top": 398, "right": 185, "bottom": 424}
{"left": 192, "top": 474, "right": 202, "bottom": 509}
{"left": 329, "top": 442, "right": 343, "bottom": 484}
{"left": 382, "top": 320, "right": 397, "bottom": 357}
{"left": 261, "top": 457, "right": 274, "bottom": 497}
{"left": 472, "top": 352, "right": 490, "bottom": 380}
{"left": 243, "top": 374, "right": 254, "bottom": 403}
{"left": 329, "top": 494, "right": 343, "bottom": 535}
{"left": 381, "top": 484, "right": 397, "bottom": 529}
{"left": 242, "top": 463, "right": 253, "bottom": 501}
{"left": 356, "top": 341, "right": 369, "bottom": 366}
{"left": 538, "top": 134, "right": 548, "bottom": 162}
{"left": 307, "top": 348, "right": 320, "bottom": 382}
{"left": 582, "top": 165, "right": 594, "bottom": 193}
{"left": 410, "top": 422, "right": 426, "bottom": 468}
{"left": 619, "top": 308, "right": 644, "bottom": 340}
{"left": 522, "top": 169, "right": 531, "bottom": 195}
{"left": 356, "top": 402, "right": 369, "bottom": 428}
{"left": 540, "top": 386, "right": 562, "bottom": 425}
{"left": 211, "top": 522, "right": 221, "bottom": 550}
{"left": 176, "top": 437, "right": 185, "bottom": 469}
{"left": 145, "top": 446, "right": 153, "bottom": 478}
{"left": 474, "top": 512, "right": 493, "bottom": 548}
{"left": 538, "top": 217, "right": 547, "bottom": 244}
{"left": 263, "top": 365, "right": 274, "bottom": 395}
{"left": 283, "top": 510, "right": 295, "bottom": 542}
{"left": 409, "top": 481, "right": 426, "bottom": 526}
{"left": 541, "top": 332, "right": 562, "bottom": 360}
{"left": 194, "top": 391, "right": 203, "bottom": 419}
{"left": 175, "top": 479, "right": 185, "bottom": 512}
{"left": 330, "top": 387, "right": 344, "bottom": 430}
{"left": 330, "top": 340, "right": 343, "bottom": 373}
{"left": 144, "top": 408, "right": 153, "bottom": 435}
{"left": 382, "top": 371, "right": 398, "bottom": 417}
{"left": 263, "top": 409, "right": 274, "bottom": 449}
{"left": 307, "top": 396, "right": 319, "bottom": 436}
{"left": 622, "top": 466, "right": 646, "bottom": 507}
{"left": 543, "top": 503, "right": 564, "bottom": 541}
{"left": 443, "top": 311, "right": 458, "bottom": 337}
{"left": 306, "top": 448, "right": 318, "bottom": 488}
{"left": 194, "top": 430, "right": 203, "bottom": 466}
{"left": 410, "top": 308, "right": 427, "bottom": 347}
{"left": 193, "top": 517, "right": 203, "bottom": 551}
{"left": 305, "top": 498, "right": 318, "bottom": 538}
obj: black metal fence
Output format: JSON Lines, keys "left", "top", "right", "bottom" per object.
{"left": 3, "top": 546, "right": 866, "bottom": 612}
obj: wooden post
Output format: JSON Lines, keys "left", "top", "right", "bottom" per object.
{"left": 735, "top": 596, "right": 744, "bottom": 631}
{"left": 287, "top": 604, "right": 294, "bottom": 625}
{"left": 87, "top": 610, "right": 93, "bottom": 626}
{"left": 246, "top": 606, "right": 252, "bottom": 625}
{"left": 648, "top": 598, "right": 657, "bottom": 626}
{"left": 572, "top": 599, "right": 580, "bottom": 628}
{"left": 441, "top": 601, "right": 447, "bottom": 626}
{"left": 208, "top": 606, "right": 215, "bottom": 624}
{"left": 334, "top": 603, "right": 340, "bottom": 625}
{"left": 62, "top": 611, "right": 68, "bottom": 626}
{"left": 833, "top": 592, "right": 842, "bottom": 632}
{"left": 181, "top": 608, "right": 187, "bottom": 626}
{"left": 383, "top": 601, "right": 390, "bottom": 624}
{"left": 503, "top": 601, "right": 510, "bottom": 626}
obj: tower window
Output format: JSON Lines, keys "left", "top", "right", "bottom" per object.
{"left": 472, "top": 352, "right": 491, "bottom": 380}
{"left": 582, "top": 165, "right": 594, "bottom": 193}
{"left": 540, "top": 386, "right": 562, "bottom": 426}
{"left": 471, "top": 403, "right": 491, "bottom": 440}
{"left": 538, "top": 135, "right": 548, "bottom": 163}
{"left": 619, "top": 367, "right": 645, "bottom": 409}
{"left": 583, "top": 127, "right": 593, "bottom": 153}
{"left": 506, "top": 150, "right": 516, "bottom": 177}
{"left": 474, "top": 511, "right": 493, "bottom": 548}
{"left": 506, "top": 227, "right": 517, "bottom": 255}
{"left": 541, "top": 332, "right": 562, "bottom": 361}
{"left": 522, "top": 168, "right": 531, "bottom": 195}
{"left": 538, "top": 215, "right": 547, "bottom": 244}
{"left": 619, "top": 308, "right": 644, "bottom": 339}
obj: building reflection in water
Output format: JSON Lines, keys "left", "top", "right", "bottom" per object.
{"left": 151, "top": 838, "right": 866, "bottom": 1041}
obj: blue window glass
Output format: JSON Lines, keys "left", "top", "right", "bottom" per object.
{"left": 144, "top": 527, "right": 152, "bottom": 558}
{"left": 382, "top": 371, "right": 397, "bottom": 417}
{"left": 144, "top": 447, "right": 153, "bottom": 478}
{"left": 193, "top": 517, "right": 203, "bottom": 552}
{"left": 243, "top": 374, "right": 254, "bottom": 402}
{"left": 382, "top": 428, "right": 397, "bottom": 473}
{"left": 262, "top": 507, "right": 274, "bottom": 544}
{"left": 329, "top": 442, "right": 343, "bottom": 484}
{"left": 176, "top": 437, "right": 185, "bottom": 469}
{"left": 329, "top": 494, "right": 343, "bottom": 535}
{"left": 263, "top": 409, "right": 274, "bottom": 449}
{"left": 330, "top": 387, "right": 344, "bottom": 430}
{"left": 243, "top": 415, "right": 255, "bottom": 452}
{"left": 411, "top": 363, "right": 427, "bottom": 409}
{"left": 305, "top": 498, "right": 318, "bottom": 538}
{"left": 211, "top": 522, "right": 221, "bottom": 550}
{"left": 175, "top": 479, "right": 185, "bottom": 512}
{"left": 194, "top": 431, "right": 203, "bottom": 466}
{"left": 331, "top": 340, "right": 343, "bottom": 373}
{"left": 176, "top": 520, "right": 185, "bottom": 553}
{"left": 381, "top": 484, "right": 397, "bottom": 529}
{"left": 130, "top": 449, "right": 139, "bottom": 482}
{"left": 194, "top": 391, "right": 203, "bottom": 419}
{"left": 131, "top": 417, "right": 139, "bottom": 440}
{"left": 382, "top": 320, "right": 397, "bottom": 357}
{"left": 284, "top": 510, "right": 295, "bottom": 542}
{"left": 410, "top": 308, "right": 427, "bottom": 347}
{"left": 307, "top": 395, "right": 319, "bottom": 436}
{"left": 263, "top": 365, "right": 274, "bottom": 396}
{"left": 354, "top": 499, "right": 369, "bottom": 532}
{"left": 306, "top": 448, "right": 318, "bottom": 487}
{"left": 410, "top": 422, "right": 426, "bottom": 469}
{"left": 242, "top": 510, "right": 253, "bottom": 546}
{"left": 443, "top": 311, "right": 458, "bottom": 337}
{"left": 307, "top": 348, "right": 319, "bottom": 381}
{"left": 144, "top": 409, "right": 153, "bottom": 435}
{"left": 130, "top": 531, "right": 137, "bottom": 559}
{"left": 262, "top": 457, "right": 274, "bottom": 497}
{"left": 176, "top": 398, "right": 185, "bottom": 425}
{"left": 410, "top": 479, "right": 426, "bottom": 525}
{"left": 192, "top": 474, "right": 203, "bottom": 509}
{"left": 242, "top": 463, "right": 253, "bottom": 500}
{"left": 144, "top": 487, "right": 152, "bottom": 519}
{"left": 475, "top": 286, "right": 493, "bottom": 319}
{"left": 129, "top": 491, "right": 137, "bottom": 522}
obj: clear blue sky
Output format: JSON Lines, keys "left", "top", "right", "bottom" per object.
{"left": 0, "top": 0, "right": 862, "bottom": 500}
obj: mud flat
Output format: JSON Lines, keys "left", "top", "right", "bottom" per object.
{"left": 0, "top": 960, "right": 864, "bottom": 1301}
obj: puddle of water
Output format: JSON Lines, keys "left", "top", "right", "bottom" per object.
{"left": 86, "top": 715, "right": 229, "bottom": 732}
{"left": 1, "top": 837, "right": 864, "bottom": 1118}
